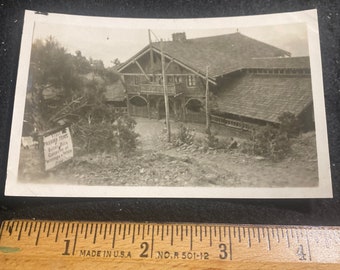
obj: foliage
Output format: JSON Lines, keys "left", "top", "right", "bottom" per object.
{"left": 204, "top": 128, "right": 219, "bottom": 149}
{"left": 72, "top": 121, "right": 114, "bottom": 153}
{"left": 27, "top": 37, "right": 82, "bottom": 130}
{"left": 241, "top": 112, "right": 301, "bottom": 161}
{"left": 111, "top": 58, "right": 121, "bottom": 67}
{"left": 72, "top": 115, "right": 139, "bottom": 154}
{"left": 74, "top": 50, "right": 92, "bottom": 74}
{"left": 111, "top": 116, "right": 139, "bottom": 153}
{"left": 26, "top": 36, "right": 121, "bottom": 132}
{"left": 243, "top": 125, "right": 290, "bottom": 161}
{"left": 26, "top": 36, "right": 135, "bottom": 157}
{"left": 172, "top": 125, "right": 195, "bottom": 147}
{"left": 278, "top": 112, "right": 300, "bottom": 138}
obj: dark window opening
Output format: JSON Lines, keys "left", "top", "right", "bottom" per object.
{"left": 130, "top": 96, "right": 147, "bottom": 107}
{"left": 186, "top": 99, "right": 203, "bottom": 112}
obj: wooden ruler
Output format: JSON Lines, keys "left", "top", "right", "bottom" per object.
{"left": 0, "top": 220, "right": 339, "bottom": 269}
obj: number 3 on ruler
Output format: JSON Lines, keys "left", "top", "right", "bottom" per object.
{"left": 219, "top": 243, "right": 228, "bottom": 259}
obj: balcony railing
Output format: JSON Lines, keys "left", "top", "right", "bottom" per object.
{"left": 127, "top": 83, "right": 184, "bottom": 95}
{"left": 211, "top": 114, "right": 252, "bottom": 131}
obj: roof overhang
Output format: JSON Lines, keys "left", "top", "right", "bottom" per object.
{"left": 118, "top": 46, "right": 217, "bottom": 85}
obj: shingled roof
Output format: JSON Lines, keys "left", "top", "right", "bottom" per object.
{"left": 151, "top": 32, "right": 291, "bottom": 77}
{"left": 119, "top": 32, "right": 291, "bottom": 79}
{"left": 215, "top": 72, "right": 313, "bottom": 123}
{"left": 247, "top": 56, "right": 310, "bottom": 70}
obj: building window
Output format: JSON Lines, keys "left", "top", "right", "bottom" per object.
{"left": 187, "top": 75, "right": 196, "bottom": 87}
{"left": 175, "top": 76, "right": 183, "bottom": 83}
{"left": 167, "top": 76, "right": 174, "bottom": 83}
{"left": 134, "top": 76, "right": 140, "bottom": 85}
{"left": 157, "top": 75, "right": 163, "bottom": 84}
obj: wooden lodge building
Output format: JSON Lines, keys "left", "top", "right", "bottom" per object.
{"left": 116, "top": 32, "right": 314, "bottom": 130}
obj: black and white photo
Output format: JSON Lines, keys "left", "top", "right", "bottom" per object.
{"left": 5, "top": 9, "right": 332, "bottom": 198}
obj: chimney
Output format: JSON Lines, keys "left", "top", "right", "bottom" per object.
{"left": 172, "top": 32, "right": 186, "bottom": 42}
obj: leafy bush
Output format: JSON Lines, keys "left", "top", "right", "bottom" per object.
{"left": 72, "top": 121, "right": 113, "bottom": 153}
{"left": 72, "top": 115, "right": 139, "bottom": 154}
{"left": 278, "top": 112, "right": 300, "bottom": 138}
{"left": 193, "top": 129, "right": 231, "bottom": 152}
{"left": 111, "top": 115, "right": 139, "bottom": 153}
{"left": 205, "top": 129, "right": 219, "bottom": 149}
{"left": 172, "top": 125, "right": 195, "bottom": 147}
{"left": 243, "top": 125, "right": 290, "bottom": 161}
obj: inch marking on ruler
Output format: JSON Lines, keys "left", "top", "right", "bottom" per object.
{"left": 0, "top": 220, "right": 339, "bottom": 269}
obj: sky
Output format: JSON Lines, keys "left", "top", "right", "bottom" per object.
{"left": 32, "top": 21, "right": 309, "bottom": 67}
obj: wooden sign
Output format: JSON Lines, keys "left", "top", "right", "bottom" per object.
{"left": 0, "top": 220, "right": 339, "bottom": 269}
{"left": 42, "top": 127, "right": 73, "bottom": 170}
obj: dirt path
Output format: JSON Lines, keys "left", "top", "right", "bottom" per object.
{"left": 134, "top": 118, "right": 165, "bottom": 150}
{"left": 132, "top": 117, "right": 318, "bottom": 187}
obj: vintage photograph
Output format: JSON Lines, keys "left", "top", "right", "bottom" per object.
{"left": 5, "top": 10, "right": 332, "bottom": 197}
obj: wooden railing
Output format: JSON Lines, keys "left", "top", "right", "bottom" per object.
{"left": 211, "top": 114, "right": 251, "bottom": 131}
{"left": 185, "top": 88, "right": 205, "bottom": 97}
{"left": 126, "top": 84, "right": 140, "bottom": 93}
{"left": 126, "top": 83, "right": 184, "bottom": 95}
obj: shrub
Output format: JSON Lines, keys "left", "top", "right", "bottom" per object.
{"left": 112, "top": 115, "right": 139, "bottom": 153}
{"left": 244, "top": 125, "right": 290, "bottom": 161}
{"left": 172, "top": 125, "right": 194, "bottom": 147}
{"left": 205, "top": 128, "right": 219, "bottom": 149}
{"left": 72, "top": 115, "right": 139, "bottom": 154}
{"left": 72, "top": 120, "right": 114, "bottom": 153}
{"left": 278, "top": 112, "right": 300, "bottom": 138}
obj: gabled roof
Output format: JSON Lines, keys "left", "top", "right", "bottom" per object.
{"left": 215, "top": 72, "right": 312, "bottom": 123}
{"left": 118, "top": 32, "right": 291, "bottom": 79}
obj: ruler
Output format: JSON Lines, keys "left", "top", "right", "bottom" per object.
{"left": 0, "top": 220, "right": 339, "bottom": 269}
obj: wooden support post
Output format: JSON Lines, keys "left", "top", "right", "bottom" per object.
{"left": 182, "top": 99, "right": 186, "bottom": 122}
{"left": 121, "top": 75, "right": 131, "bottom": 116}
{"left": 148, "top": 29, "right": 154, "bottom": 73}
{"left": 173, "top": 98, "right": 177, "bottom": 120}
{"left": 147, "top": 95, "right": 151, "bottom": 119}
{"left": 161, "top": 39, "right": 171, "bottom": 142}
{"left": 205, "top": 66, "right": 210, "bottom": 131}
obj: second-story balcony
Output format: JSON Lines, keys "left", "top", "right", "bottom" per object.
{"left": 126, "top": 83, "right": 184, "bottom": 96}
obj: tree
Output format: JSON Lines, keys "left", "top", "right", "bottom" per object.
{"left": 278, "top": 112, "right": 301, "bottom": 138}
{"left": 27, "top": 36, "right": 82, "bottom": 131}
{"left": 26, "top": 37, "right": 140, "bottom": 156}
{"left": 111, "top": 58, "right": 121, "bottom": 67}
{"left": 89, "top": 58, "right": 105, "bottom": 75}
{"left": 74, "top": 50, "right": 92, "bottom": 74}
